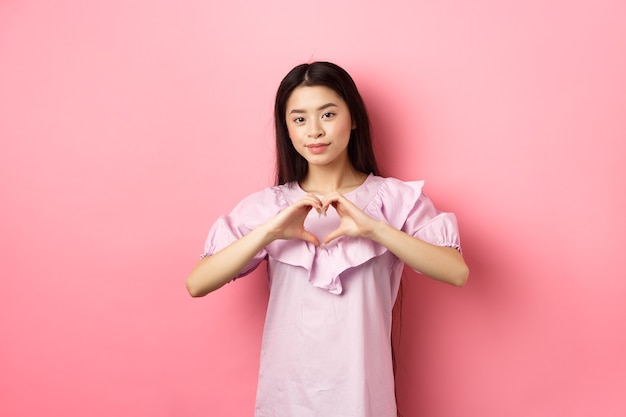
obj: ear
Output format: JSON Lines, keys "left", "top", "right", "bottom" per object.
{"left": 351, "top": 120, "right": 357, "bottom": 130}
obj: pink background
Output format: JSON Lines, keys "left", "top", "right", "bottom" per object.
{"left": 1, "top": 0, "right": 625, "bottom": 416}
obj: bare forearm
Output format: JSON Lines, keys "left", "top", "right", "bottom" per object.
{"left": 367, "top": 221, "right": 469, "bottom": 286}
{"left": 185, "top": 225, "right": 274, "bottom": 297}
{"left": 186, "top": 195, "right": 328, "bottom": 297}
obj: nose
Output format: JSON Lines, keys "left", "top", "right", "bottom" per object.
{"left": 307, "top": 122, "right": 324, "bottom": 139}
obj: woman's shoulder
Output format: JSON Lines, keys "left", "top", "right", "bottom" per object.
{"left": 237, "top": 184, "right": 288, "bottom": 205}
{"left": 361, "top": 174, "right": 425, "bottom": 202}
{"left": 226, "top": 185, "right": 291, "bottom": 221}
{"left": 370, "top": 174, "right": 425, "bottom": 189}
{"left": 358, "top": 174, "right": 429, "bottom": 228}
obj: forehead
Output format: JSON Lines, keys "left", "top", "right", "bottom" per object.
{"left": 286, "top": 85, "right": 346, "bottom": 111}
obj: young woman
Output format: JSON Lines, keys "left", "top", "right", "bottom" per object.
{"left": 186, "top": 61, "right": 469, "bottom": 417}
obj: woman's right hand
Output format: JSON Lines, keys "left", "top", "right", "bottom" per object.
{"left": 186, "top": 194, "right": 323, "bottom": 297}
{"left": 262, "top": 193, "right": 322, "bottom": 246}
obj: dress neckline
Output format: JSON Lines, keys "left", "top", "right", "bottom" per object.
{"left": 294, "top": 173, "right": 374, "bottom": 198}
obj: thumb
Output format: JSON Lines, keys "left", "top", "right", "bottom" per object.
{"left": 299, "top": 230, "right": 321, "bottom": 247}
{"left": 323, "top": 227, "right": 343, "bottom": 245}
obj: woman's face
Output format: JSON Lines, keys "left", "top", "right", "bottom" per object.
{"left": 285, "top": 85, "right": 354, "bottom": 169}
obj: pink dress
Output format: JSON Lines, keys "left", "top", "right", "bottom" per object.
{"left": 203, "top": 174, "right": 462, "bottom": 417}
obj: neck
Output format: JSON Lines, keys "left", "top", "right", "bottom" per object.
{"left": 300, "top": 162, "right": 368, "bottom": 195}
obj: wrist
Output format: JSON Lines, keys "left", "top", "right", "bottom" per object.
{"left": 363, "top": 219, "right": 387, "bottom": 242}
{"left": 254, "top": 222, "right": 279, "bottom": 246}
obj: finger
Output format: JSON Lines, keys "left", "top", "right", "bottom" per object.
{"left": 280, "top": 203, "right": 312, "bottom": 220}
{"left": 299, "top": 230, "right": 321, "bottom": 247}
{"left": 323, "top": 227, "right": 344, "bottom": 245}
{"left": 295, "top": 197, "right": 318, "bottom": 208}
{"left": 321, "top": 194, "right": 340, "bottom": 213}
{"left": 287, "top": 202, "right": 316, "bottom": 219}
{"left": 321, "top": 191, "right": 339, "bottom": 203}
{"left": 298, "top": 193, "right": 325, "bottom": 216}
{"left": 299, "top": 194, "right": 323, "bottom": 212}
{"left": 305, "top": 193, "right": 323, "bottom": 204}
{"left": 322, "top": 193, "right": 355, "bottom": 215}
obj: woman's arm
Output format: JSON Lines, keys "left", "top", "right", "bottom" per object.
{"left": 322, "top": 192, "right": 469, "bottom": 287}
{"left": 186, "top": 224, "right": 275, "bottom": 297}
{"left": 186, "top": 194, "right": 324, "bottom": 297}
{"left": 366, "top": 222, "right": 468, "bottom": 286}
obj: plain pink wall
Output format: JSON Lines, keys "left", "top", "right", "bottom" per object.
{"left": 1, "top": 0, "right": 625, "bottom": 416}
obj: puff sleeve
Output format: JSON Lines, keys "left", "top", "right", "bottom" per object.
{"left": 201, "top": 187, "right": 288, "bottom": 280}
{"left": 400, "top": 184, "right": 462, "bottom": 253}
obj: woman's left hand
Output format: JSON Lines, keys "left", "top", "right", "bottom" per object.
{"left": 321, "top": 192, "right": 469, "bottom": 286}
{"left": 321, "top": 192, "right": 380, "bottom": 244}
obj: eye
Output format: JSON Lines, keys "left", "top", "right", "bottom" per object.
{"left": 322, "top": 112, "right": 335, "bottom": 119}
{"left": 292, "top": 117, "right": 305, "bottom": 124}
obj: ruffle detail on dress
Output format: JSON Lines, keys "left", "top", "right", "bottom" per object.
{"left": 362, "top": 177, "right": 425, "bottom": 230}
{"left": 266, "top": 236, "right": 388, "bottom": 295}
{"left": 266, "top": 177, "right": 427, "bottom": 295}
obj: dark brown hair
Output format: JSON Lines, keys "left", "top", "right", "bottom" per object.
{"left": 274, "top": 61, "right": 380, "bottom": 185}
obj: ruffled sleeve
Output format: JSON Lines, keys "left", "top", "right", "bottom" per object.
{"left": 370, "top": 177, "right": 462, "bottom": 269}
{"left": 402, "top": 191, "right": 462, "bottom": 253}
{"left": 366, "top": 177, "right": 461, "bottom": 250}
{"left": 201, "top": 187, "right": 288, "bottom": 279}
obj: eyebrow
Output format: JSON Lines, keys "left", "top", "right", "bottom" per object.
{"left": 288, "top": 103, "right": 339, "bottom": 114}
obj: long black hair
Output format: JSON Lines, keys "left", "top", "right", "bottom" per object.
{"left": 273, "top": 61, "right": 380, "bottom": 185}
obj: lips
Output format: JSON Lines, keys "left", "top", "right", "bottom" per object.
{"left": 306, "top": 143, "right": 329, "bottom": 154}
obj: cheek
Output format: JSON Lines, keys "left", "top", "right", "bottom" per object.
{"left": 286, "top": 127, "right": 299, "bottom": 148}
{"left": 287, "top": 125, "right": 303, "bottom": 142}
{"left": 337, "top": 116, "right": 353, "bottom": 134}
{"left": 340, "top": 121, "right": 354, "bottom": 139}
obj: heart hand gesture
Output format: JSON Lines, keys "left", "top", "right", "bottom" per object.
{"left": 264, "top": 192, "right": 379, "bottom": 247}
{"left": 321, "top": 192, "right": 379, "bottom": 244}
{"left": 263, "top": 193, "right": 323, "bottom": 246}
